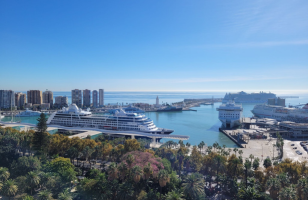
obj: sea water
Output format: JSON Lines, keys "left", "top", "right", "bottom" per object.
{"left": 3, "top": 92, "right": 308, "bottom": 147}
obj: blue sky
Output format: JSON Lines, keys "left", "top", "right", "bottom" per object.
{"left": 0, "top": 0, "right": 308, "bottom": 94}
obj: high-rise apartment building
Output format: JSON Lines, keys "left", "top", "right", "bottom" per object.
{"left": 27, "top": 90, "right": 42, "bottom": 105}
{"left": 55, "top": 96, "right": 68, "bottom": 107}
{"left": 93, "top": 90, "right": 98, "bottom": 108}
{"left": 43, "top": 90, "right": 53, "bottom": 107}
{"left": 0, "top": 90, "right": 15, "bottom": 109}
{"left": 72, "top": 89, "right": 82, "bottom": 107}
{"left": 83, "top": 89, "right": 91, "bottom": 107}
{"left": 99, "top": 89, "right": 104, "bottom": 106}
{"left": 15, "top": 92, "right": 26, "bottom": 109}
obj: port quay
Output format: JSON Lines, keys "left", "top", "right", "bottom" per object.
{"left": 1, "top": 121, "right": 189, "bottom": 147}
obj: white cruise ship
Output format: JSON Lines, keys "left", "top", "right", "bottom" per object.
{"left": 217, "top": 101, "right": 243, "bottom": 128}
{"left": 223, "top": 91, "right": 276, "bottom": 103}
{"left": 47, "top": 104, "right": 173, "bottom": 134}
{"left": 252, "top": 104, "right": 308, "bottom": 123}
{"left": 15, "top": 109, "right": 45, "bottom": 117}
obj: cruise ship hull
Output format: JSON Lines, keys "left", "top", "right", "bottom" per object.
{"left": 157, "top": 108, "right": 182, "bottom": 112}
{"left": 251, "top": 105, "right": 308, "bottom": 123}
{"left": 219, "top": 119, "right": 241, "bottom": 129}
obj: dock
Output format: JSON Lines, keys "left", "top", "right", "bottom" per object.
{"left": 0, "top": 121, "right": 190, "bottom": 142}
{"left": 219, "top": 128, "right": 244, "bottom": 148}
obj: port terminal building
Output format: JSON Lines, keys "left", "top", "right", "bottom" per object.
{"left": 278, "top": 121, "right": 308, "bottom": 138}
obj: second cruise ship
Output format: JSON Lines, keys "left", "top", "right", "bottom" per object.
{"left": 223, "top": 91, "right": 276, "bottom": 103}
{"left": 252, "top": 103, "right": 308, "bottom": 123}
{"left": 47, "top": 104, "right": 173, "bottom": 134}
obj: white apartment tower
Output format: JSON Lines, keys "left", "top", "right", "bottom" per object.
{"left": 156, "top": 96, "right": 159, "bottom": 106}
{"left": 99, "top": 89, "right": 104, "bottom": 106}
{"left": 0, "top": 90, "right": 15, "bottom": 109}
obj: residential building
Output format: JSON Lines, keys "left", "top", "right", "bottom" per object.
{"left": 72, "top": 89, "right": 82, "bottom": 107}
{"left": 43, "top": 90, "right": 53, "bottom": 107}
{"left": 93, "top": 90, "right": 98, "bottom": 107}
{"left": 99, "top": 89, "right": 104, "bottom": 106}
{"left": 83, "top": 89, "right": 91, "bottom": 107}
{"left": 15, "top": 92, "right": 27, "bottom": 109}
{"left": 0, "top": 90, "right": 15, "bottom": 109}
{"left": 27, "top": 90, "right": 43, "bottom": 104}
{"left": 55, "top": 96, "right": 68, "bottom": 107}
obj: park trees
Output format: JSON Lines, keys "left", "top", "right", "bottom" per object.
{"left": 124, "top": 139, "right": 140, "bottom": 152}
{"left": 263, "top": 158, "right": 272, "bottom": 169}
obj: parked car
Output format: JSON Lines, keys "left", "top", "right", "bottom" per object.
{"left": 293, "top": 147, "right": 297, "bottom": 149}
{"left": 291, "top": 144, "right": 295, "bottom": 146}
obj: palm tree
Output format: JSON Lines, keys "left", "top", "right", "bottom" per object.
{"left": 22, "top": 196, "right": 34, "bottom": 200}
{"left": 27, "top": 171, "right": 41, "bottom": 195}
{"left": 158, "top": 169, "right": 169, "bottom": 199}
{"left": 279, "top": 184, "right": 296, "bottom": 200}
{"left": 213, "top": 142, "right": 218, "bottom": 152}
{"left": 186, "top": 142, "right": 191, "bottom": 148}
{"left": 182, "top": 173, "right": 205, "bottom": 200}
{"left": 249, "top": 154, "right": 254, "bottom": 163}
{"left": 118, "top": 162, "right": 128, "bottom": 180}
{"left": 297, "top": 178, "right": 308, "bottom": 200}
{"left": 2, "top": 179, "right": 18, "bottom": 200}
{"left": 238, "top": 186, "right": 260, "bottom": 200}
{"left": 58, "top": 189, "right": 73, "bottom": 200}
{"left": 277, "top": 173, "right": 289, "bottom": 188}
{"left": 126, "top": 154, "right": 135, "bottom": 169}
{"left": 233, "top": 148, "right": 238, "bottom": 156}
{"left": 131, "top": 165, "right": 143, "bottom": 183}
{"left": 77, "top": 152, "right": 83, "bottom": 167}
{"left": 228, "top": 148, "right": 232, "bottom": 157}
{"left": 198, "top": 141, "right": 205, "bottom": 153}
{"left": 0, "top": 167, "right": 10, "bottom": 182}
{"left": 67, "top": 147, "right": 78, "bottom": 165}
{"left": 244, "top": 159, "right": 252, "bottom": 188}
{"left": 238, "top": 149, "right": 243, "bottom": 157}
{"left": 143, "top": 162, "right": 153, "bottom": 180}
{"left": 232, "top": 158, "right": 242, "bottom": 177}
{"left": 165, "top": 189, "right": 185, "bottom": 200}
{"left": 266, "top": 177, "right": 281, "bottom": 200}
{"left": 37, "top": 190, "right": 53, "bottom": 200}
{"left": 117, "top": 182, "right": 134, "bottom": 200}
{"left": 213, "top": 155, "right": 225, "bottom": 186}
{"left": 82, "top": 146, "right": 94, "bottom": 168}
{"left": 108, "top": 162, "right": 118, "bottom": 180}
{"left": 198, "top": 144, "right": 202, "bottom": 153}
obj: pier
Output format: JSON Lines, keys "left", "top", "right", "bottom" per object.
{"left": 0, "top": 122, "right": 189, "bottom": 146}
{"left": 219, "top": 128, "right": 244, "bottom": 148}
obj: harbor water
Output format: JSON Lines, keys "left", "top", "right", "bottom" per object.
{"left": 2, "top": 92, "right": 308, "bottom": 147}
